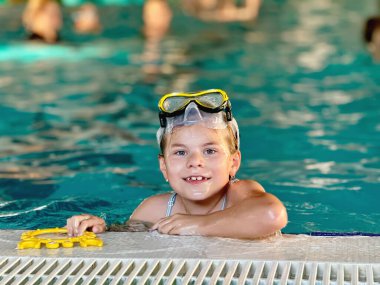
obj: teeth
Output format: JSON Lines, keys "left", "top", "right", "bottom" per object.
{"left": 187, "top": 176, "right": 204, "bottom": 181}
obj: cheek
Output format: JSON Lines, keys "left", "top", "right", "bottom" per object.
{"left": 209, "top": 154, "right": 233, "bottom": 169}
{"left": 165, "top": 157, "right": 184, "bottom": 174}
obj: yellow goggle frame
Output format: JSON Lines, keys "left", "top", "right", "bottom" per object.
{"left": 158, "top": 89, "right": 229, "bottom": 114}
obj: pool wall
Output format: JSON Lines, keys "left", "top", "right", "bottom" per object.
{"left": 0, "top": 230, "right": 379, "bottom": 284}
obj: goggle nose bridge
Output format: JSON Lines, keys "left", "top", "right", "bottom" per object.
{"left": 183, "top": 101, "right": 203, "bottom": 122}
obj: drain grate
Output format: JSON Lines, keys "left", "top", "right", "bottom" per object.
{"left": 0, "top": 257, "right": 379, "bottom": 284}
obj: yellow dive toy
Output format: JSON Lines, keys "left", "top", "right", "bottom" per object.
{"left": 17, "top": 227, "right": 103, "bottom": 249}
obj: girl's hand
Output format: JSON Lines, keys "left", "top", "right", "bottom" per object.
{"left": 66, "top": 214, "right": 106, "bottom": 237}
{"left": 150, "top": 214, "right": 206, "bottom": 236}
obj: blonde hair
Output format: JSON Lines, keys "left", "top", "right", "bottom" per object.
{"left": 160, "top": 124, "right": 239, "bottom": 155}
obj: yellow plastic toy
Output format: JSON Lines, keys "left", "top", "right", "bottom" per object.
{"left": 17, "top": 227, "right": 103, "bottom": 249}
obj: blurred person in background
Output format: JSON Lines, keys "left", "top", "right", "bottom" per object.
{"left": 141, "top": 0, "right": 173, "bottom": 77}
{"left": 73, "top": 3, "right": 102, "bottom": 34}
{"left": 181, "top": 0, "right": 261, "bottom": 22}
{"left": 363, "top": 16, "right": 380, "bottom": 61}
{"left": 143, "top": 0, "right": 172, "bottom": 42}
{"left": 22, "top": 0, "right": 62, "bottom": 43}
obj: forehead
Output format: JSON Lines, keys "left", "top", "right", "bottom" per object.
{"left": 168, "top": 125, "right": 228, "bottom": 144}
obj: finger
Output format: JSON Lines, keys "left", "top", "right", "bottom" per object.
{"left": 66, "top": 218, "right": 74, "bottom": 236}
{"left": 77, "top": 217, "right": 105, "bottom": 236}
{"left": 76, "top": 216, "right": 94, "bottom": 236}
{"left": 150, "top": 216, "right": 172, "bottom": 231}
{"left": 90, "top": 218, "right": 106, "bottom": 234}
{"left": 150, "top": 221, "right": 159, "bottom": 231}
{"left": 74, "top": 218, "right": 79, "bottom": 233}
{"left": 92, "top": 224, "right": 105, "bottom": 234}
{"left": 158, "top": 222, "right": 177, "bottom": 235}
{"left": 67, "top": 215, "right": 90, "bottom": 236}
{"left": 67, "top": 216, "right": 81, "bottom": 236}
{"left": 167, "top": 225, "right": 180, "bottom": 235}
{"left": 77, "top": 215, "right": 92, "bottom": 235}
{"left": 155, "top": 217, "right": 177, "bottom": 234}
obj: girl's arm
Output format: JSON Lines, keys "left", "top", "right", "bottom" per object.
{"left": 129, "top": 193, "right": 171, "bottom": 222}
{"left": 66, "top": 193, "right": 169, "bottom": 236}
{"left": 151, "top": 180, "right": 288, "bottom": 239}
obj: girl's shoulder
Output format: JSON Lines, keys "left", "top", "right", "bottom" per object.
{"left": 227, "top": 179, "right": 266, "bottom": 200}
{"left": 231, "top": 179, "right": 265, "bottom": 191}
{"left": 129, "top": 192, "right": 173, "bottom": 223}
{"left": 144, "top": 192, "right": 173, "bottom": 202}
{"left": 137, "top": 193, "right": 173, "bottom": 211}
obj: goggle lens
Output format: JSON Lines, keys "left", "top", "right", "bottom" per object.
{"left": 162, "top": 97, "right": 189, "bottom": 113}
{"left": 198, "top": 92, "right": 225, "bottom": 108}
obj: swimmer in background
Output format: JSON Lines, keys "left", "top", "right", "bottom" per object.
{"left": 73, "top": 3, "right": 102, "bottom": 34}
{"left": 142, "top": 0, "right": 172, "bottom": 42}
{"left": 22, "top": 0, "right": 62, "bottom": 43}
{"left": 363, "top": 16, "right": 380, "bottom": 61}
{"left": 66, "top": 89, "right": 287, "bottom": 239}
{"left": 141, "top": 0, "right": 173, "bottom": 76}
{"left": 181, "top": 0, "right": 261, "bottom": 22}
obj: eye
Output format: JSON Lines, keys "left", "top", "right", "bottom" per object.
{"left": 174, "top": 150, "right": 186, "bottom": 156}
{"left": 204, "top": 148, "right": 216, "bottom": 155}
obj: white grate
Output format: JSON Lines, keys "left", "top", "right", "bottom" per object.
{"left": 0, "top": 257, "right": 379, "bottom": 285}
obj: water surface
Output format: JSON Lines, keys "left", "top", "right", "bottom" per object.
{"left": 0, "top": 1, "right": 379, "bottom": 234}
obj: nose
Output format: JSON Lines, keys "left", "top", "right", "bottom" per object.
{"left": 186, "top": 151, "right": 204, "bottom": 168}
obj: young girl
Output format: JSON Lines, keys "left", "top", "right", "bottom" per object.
{"left": 66, "top": 89, "right": 287, "bottom": 239}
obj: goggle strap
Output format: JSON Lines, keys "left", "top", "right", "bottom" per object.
{"left": 159, "top": 112, "right": 167, "bottom": 128}
{"left": 225, "top": 106, "right": 232, "bottom": 121}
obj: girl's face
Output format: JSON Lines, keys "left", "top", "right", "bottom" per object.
{"left": 159, "top": 124, "right": 240, "bottom": 201}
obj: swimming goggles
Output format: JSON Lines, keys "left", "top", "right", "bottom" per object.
{"left": 158, "top": 89, "right": 232, "bottom": 127}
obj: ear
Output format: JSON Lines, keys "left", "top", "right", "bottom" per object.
{"left": 158, "top": 154, "right": 168, "bottom": 181}
{"left": 229, "top": 150, "right": 241, "bottom": 177}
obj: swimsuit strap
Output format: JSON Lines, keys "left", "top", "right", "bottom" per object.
{"left": 221, "top": 193, "right": 227, "bottom": 210}
{"left": 220, "top": 177, "right": 238, "bottom": 211}
{"left": 166, "top": 193, "right": 177, "bottom": 217}
{"left": 166, "top": 192, "right": 227, "bottom": 216}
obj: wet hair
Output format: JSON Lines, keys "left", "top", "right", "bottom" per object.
{"left": 159, "top": 124, "right": 239, "bottom": 155}
{"left": 363, "top": 16, "right": 380, "bottom": 43}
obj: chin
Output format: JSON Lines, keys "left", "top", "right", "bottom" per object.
{"left": 191, "top": 191, "right": 205, "bottom": 198}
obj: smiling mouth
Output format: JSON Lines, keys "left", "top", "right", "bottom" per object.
{"left": 184, "top": 176, "right": 210, "bottom": 182}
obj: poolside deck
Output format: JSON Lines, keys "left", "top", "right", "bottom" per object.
{"left": 1, "top": 230, "right": 379, "bottom": 284}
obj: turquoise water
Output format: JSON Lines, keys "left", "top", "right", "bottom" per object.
{"left": 0, "top": 1, "right": 379, "bottom": 234}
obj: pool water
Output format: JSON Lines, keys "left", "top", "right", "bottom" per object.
{"left": 0, "top": 1, "right": 379, "bottom": 234}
